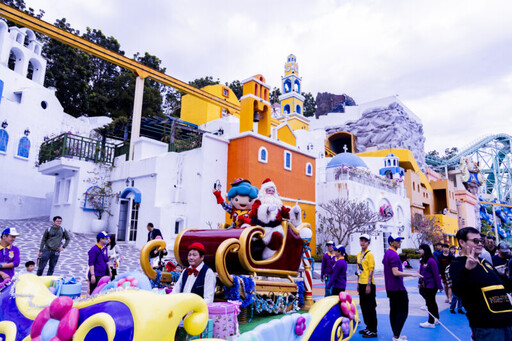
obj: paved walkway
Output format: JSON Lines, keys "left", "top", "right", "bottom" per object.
{"left": 312, "top": 271, "right": 473, "bottom": 340}
{"left": 1, "top": 217, "right": 144, "bottom": 293}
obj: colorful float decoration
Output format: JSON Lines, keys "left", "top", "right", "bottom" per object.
{"left": 380, "top": 204, "right": 393, "bottom": 218}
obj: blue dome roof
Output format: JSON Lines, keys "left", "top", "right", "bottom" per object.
{"left": 327, "top": 152, "right": 368, "bottom": 169}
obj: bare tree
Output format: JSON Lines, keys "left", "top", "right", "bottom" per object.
{"left": 317, "top": 198, "right": 391, "bottom": 246}
{"left": 411, "top": 213, "right": 443, "bottom": 247}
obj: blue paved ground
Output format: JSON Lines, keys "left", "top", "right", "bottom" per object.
{"left": 313, "top": 273, "right": 473, "bottom": 340}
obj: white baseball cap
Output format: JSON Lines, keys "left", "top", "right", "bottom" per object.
{"left": 1, "top": 227, "right": 20, "bottom": 236}
{"left": 360, "top": 234, "right": 371, "bottom": 241}
{"left": 388, "top": 233, "right": 404, "bottom": 244}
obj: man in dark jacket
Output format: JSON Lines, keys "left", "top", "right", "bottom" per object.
{"left": 37, "top": 216, "right": 70, "bottom": 276}
{"left": 450, "top": 227, "right": 512, "bottom": 341}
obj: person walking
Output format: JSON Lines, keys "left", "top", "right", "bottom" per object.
{"left": 0, "top": 227, "right": 21, "bottom": 281}
{"left": 88, "top": 231, "right": 111, "bottom": 294}
{"left": 326, "top": 245, "right": 348, "bottom": 296}
{"left": 450, "top": 227, "right": 512, "bottom": 341}
{"left": 107, "top": 234, "right": 121, "bottom": 280}
{"left": 433, "top": 242, "right": 442, "bottom": 262}
{"left": 356, "top": 234, "right": 377, "bottom": 338}
{"left": 438, "top": 243, "right": 454, "bottom": 303}
{"left": 37, "top": 216, "right": 70, "bottom": 276}
{"left": 383, "top": 233, "right": 422, "bottom": 341}
{"left": 147, "top": 222, "right": 162, "bottom": 242}
{"left": 417, "top": 244, "right": 443, "bottom": 329}
{"left": 321, "top": 240, "right": 336, "bottom": 297}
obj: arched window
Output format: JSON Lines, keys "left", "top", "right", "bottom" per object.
{"left": 0, "top": 129, "right": 8, "bottom": 153}
{"left": 17, "top": 136, "right": 30, "bottom": 158}
{"left": 258, "top": 146, "right": 268, "bottom": 163}
{"left": 283, "top": 104, "right": 291, "bottom": 114}
{"left": 306, "top": 162, "right": 313, "bottom": 176}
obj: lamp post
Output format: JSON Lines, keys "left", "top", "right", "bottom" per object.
{"left": 300, "top": 226, "right": 313, "bottom": 310}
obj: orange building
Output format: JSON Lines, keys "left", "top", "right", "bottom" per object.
{"left": 227, "top": 132, "right": 317, "bottom": 252}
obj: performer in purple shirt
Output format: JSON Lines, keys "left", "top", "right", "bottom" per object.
{"left": 382, "top": 233, "right": 422, "bottom": 341}
{"left": 0, "top": 228, "right": 21, "bottom": 281}
{"left": 418, "top": 244, "right": 443, "bottom": 329}
{"left": 321, "top": 240, "right": 336, "bottom": 296}
{"left": 326, "top": 245, "right": 347, "bottom": 296}
{"left": 88, "top": 231, "right": 111, "bottom": 293}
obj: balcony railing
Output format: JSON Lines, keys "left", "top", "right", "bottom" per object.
{"left": 38, "top": 133, "right": 117, "bottom": 165}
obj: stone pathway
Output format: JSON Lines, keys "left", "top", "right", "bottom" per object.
{"left": 1, "top": 217, "right": 145, "bottom": 293}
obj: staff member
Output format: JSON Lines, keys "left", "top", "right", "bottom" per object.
{"left": 326, "top": 245, "right": 347, "bottom": 296}
{"left": 173, "top": 242, "right": 216, "bottom": 304}
{"left": 88, "top": 231, "right": 111, "bottom": 293}
{"left": 383, "top": 233, "right": 422, "bottom": 341}
{"left": 357, "top": 234, "right": 377, "bottom": 338}
{"left": 321, "top": 240, "right": 336, "bottom": 296}
{"left": 0, "top": 228, "right": 21, "bottom": 281}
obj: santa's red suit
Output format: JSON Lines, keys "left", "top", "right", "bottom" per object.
{"left": 250, "top": 178, "right": 302, "bottom": 259}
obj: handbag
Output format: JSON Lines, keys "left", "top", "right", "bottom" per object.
{"left": 418, "top": 263, "right": 425, "bottom": 288}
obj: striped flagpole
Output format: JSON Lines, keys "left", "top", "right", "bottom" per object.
{"left": 302, "top": 238, "right": 314, "bottom": 310}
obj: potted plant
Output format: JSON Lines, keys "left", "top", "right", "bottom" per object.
{"left": 84, "top": 164, "right": 115, "bottom": 232}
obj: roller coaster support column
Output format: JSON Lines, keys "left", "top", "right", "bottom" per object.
{"left": 301, "top": 233, "right": 314, "bottom": 310}
{"left": 130, "top": 71, "right": 147, "bottom": 160}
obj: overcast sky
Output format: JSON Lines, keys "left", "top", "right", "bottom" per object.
{"left": 24, "top": 0, "right": 512, "bottom": 154}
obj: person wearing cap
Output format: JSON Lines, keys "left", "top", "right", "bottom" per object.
{"left": 450, "top": 227, "right": 512, "bottom": 340}
{"left": 37, "top": 216, "right": 70, "bottom": 276}
{"left": 326, "top": 245, "right": 348, "bottom": 296}
{"left": 212, "top": 178, "right": 259, "bottom": 229}
{"left": 383, "top": 233, "right": 422, "bottom": 341}
{"left": 357, "top": 234, "right": 377, "bottom": 338}
{"left": 0, "top": 227, "right": 21, "bottom": 281}
{"left": 172, "top": 242, "right": 216, "bottom": 304}
{"left": 492, "top": 242, "right": 510, "bottom": 280}
{"left": 88, "top": 231, "right": 111, "bottom": 293}
{"left": 321, "top": 241, "right": 336, "bottom": 297}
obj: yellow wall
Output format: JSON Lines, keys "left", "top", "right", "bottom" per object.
{"left": 277, "top": 125, "right": 296, "bottom": 146}
{"left": 286, "top": 116, "right": 309, "bottom": 131}
{"left": 181, "top": 84, "right": 240, "bottom": 125}
{"left": 428, "top": 214, "right": 459, "bottom": 237}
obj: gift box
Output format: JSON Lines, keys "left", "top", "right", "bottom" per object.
{"left": 176, "top": 318, "right": 213, "bottom": 340}
{"left": 208, "top": 301, "right": 241, "bottom": 339}
{"left": 51, "top": 277, "right": 81, "bottom": 299}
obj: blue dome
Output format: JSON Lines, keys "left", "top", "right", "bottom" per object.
{"left": 327, "top": 152, "right": 368, "bottom": 169}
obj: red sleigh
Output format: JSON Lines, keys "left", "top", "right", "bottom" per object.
{"left": 141, "top": 222, "right": 310, "bottom": 293}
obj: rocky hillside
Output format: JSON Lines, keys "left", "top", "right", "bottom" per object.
{"left": 326, "top": 102, "right": 427, "bottom": 171}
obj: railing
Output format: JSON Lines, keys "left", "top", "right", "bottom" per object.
{"left": 332, "top": 166, "right": 403, "bottom": 194}
{"left": 38, "top": 133, "right": 117, "bottom": 165}
{"left": 168, "top": 135, "right": 202, "bottom": 153}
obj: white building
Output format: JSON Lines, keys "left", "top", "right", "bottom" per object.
{"left": 0, "top": 23, "right": 109, "bottom": 219}
{"left": 316, "top": 152, "right": 411, "bottom": 269}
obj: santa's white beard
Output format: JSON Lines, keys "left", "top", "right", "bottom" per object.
{"left": 257, "top": 192, "right": 283, "bottom": 207}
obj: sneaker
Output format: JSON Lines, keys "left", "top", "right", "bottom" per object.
{"left": 458, "top": 309, "right": 466, "bottom": 314}
{"left": 420, "top": 321, "right": 435, "bottom": 329}
{"left": 363, "top": 331, "right": 377, "bottom": 338}
{"left": 359, "top": 328, "right": 369, "bottom": 335}
{"left": 435, "top": 320, "right": 440, "bottom": 325}
{"left": 399, "top": 336, "right": 408, "bottom": 340}
{"left": 450, "top": 309, "right": 456, "bottom": 314}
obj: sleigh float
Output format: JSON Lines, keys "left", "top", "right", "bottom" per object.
{"left": 141, "top": 222, "right": 310, "bottom": 294}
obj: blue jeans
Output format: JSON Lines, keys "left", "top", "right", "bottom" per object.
{"left": 324, "top": 275, "right": 332, "bottom": 296}
{"left": 37, "top": 250, "right": 60, "bottom": 276}
{"left": 472, "top": 326, "right": 512, "bottom": 341}
{"left": 450, "top": 293, "right": 463, "bottom": 310}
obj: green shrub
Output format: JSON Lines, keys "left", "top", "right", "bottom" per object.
{"left": 346, "top": 255, "right": 357, "bottom": 264}
{"left": 312, "top": 254, "right": 323, "bottom": 263}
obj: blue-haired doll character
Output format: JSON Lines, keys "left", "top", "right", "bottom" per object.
{"left": 213, "top": 178, "right": 259, "bottom": 228}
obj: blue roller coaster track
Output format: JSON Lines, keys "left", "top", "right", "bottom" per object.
{"left": 425, "top": 133, "right": 512, "bottom": 201}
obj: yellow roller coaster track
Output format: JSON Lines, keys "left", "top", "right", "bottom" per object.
{"left": 0, "top": 3, "right": 241, "bottom": 113}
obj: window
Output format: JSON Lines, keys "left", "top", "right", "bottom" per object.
{"left": 284, "top": 151, "right": 292, "bottom": 170}
{"left": 306, "top": 163, "right": 313, "bottom": 176}
{"left": 175, "top": 218, "right": 184, "bottom": 234}
{"left": 222, "top": 87, "right": 229, "bottom": 97}
{"left": 0, "top": 129, "right": 8, "bottom": 153}
{"left": 258, "top": 146, "right": 268, "bottom": 163}
{"left": 17, "top": 136, "right": 30, "bottom": 158}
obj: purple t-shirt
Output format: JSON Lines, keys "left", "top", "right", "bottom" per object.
{"left": 0, "top": 245, "right": 20, "bottom": 278}
{"left": 327, "top": 258, "right": 347, "bottom": 290}
{"left": 383, "top": 248, "right": 406, "bottom": 291}
{"left": 321, "top": 252, "right": 336, "bottom": 277}
{"left": 88, "top": 244, "right": 109, "bottom": 277}
{"left": 419, "top": 257, "right": 443, "bottom": 290}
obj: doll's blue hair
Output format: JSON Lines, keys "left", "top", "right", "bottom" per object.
{"left": 227, "top": 182, "right": 259, "bottom": 201}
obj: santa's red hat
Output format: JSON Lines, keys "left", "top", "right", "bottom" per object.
{"left": 260, "top": 178, "right": 276, "bottom": 192}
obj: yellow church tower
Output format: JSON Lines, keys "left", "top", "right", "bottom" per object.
{"left": 279, "top": 54, "right": 304, "bottom": 116}
{"left": 239, "top": 74, "right": 272, "bottom": 137}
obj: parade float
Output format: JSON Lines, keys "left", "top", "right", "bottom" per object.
{"left": 0, "top": 221, "right": 359, "bottom": 341}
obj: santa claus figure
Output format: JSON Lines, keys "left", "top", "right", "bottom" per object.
{"left": 251, "top": 178, "right": 302, "bottom": 259}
